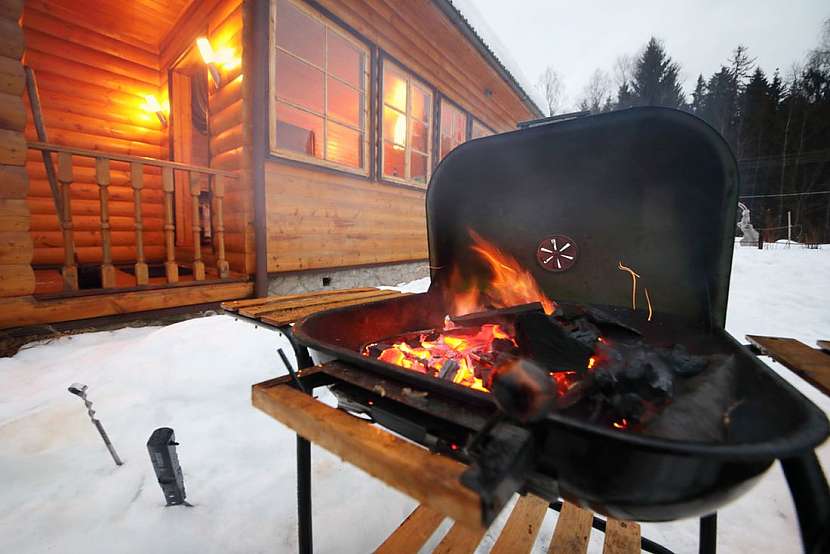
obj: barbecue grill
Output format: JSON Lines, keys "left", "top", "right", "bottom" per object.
{"left": 292, "top": 107, "right": 830, "bottom": 552}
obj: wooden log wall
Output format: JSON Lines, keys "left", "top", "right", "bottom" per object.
{"left": 264, "top": 0, "right": 537, "bottom": 273}
{"left": 160, "top": 0, "right": 253, "bottom": 274}
{"left": 0, "top": 0, "right": 35, "bottom": 298}
{"left": 22, "top": 5, "right": 166, "bottom": 266}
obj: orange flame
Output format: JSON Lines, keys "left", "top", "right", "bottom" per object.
{"left": 369, "top": 322, "right": 515, "bottom": 392}
{"left": 448, "top": 231, "right": 556, "bottom": 316}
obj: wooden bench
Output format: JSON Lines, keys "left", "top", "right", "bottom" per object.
{"left": 375, "top": 495, "right": 640, "bottom": 554}
{"left": 221, "top": 287, "right": 408, "bottom": 327}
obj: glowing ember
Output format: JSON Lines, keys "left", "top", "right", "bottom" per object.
{"left": 365, "top": 322, "right": 516, "bottom": 392}
{"left": 613, "top": 418, "right": 630, "bottom": 430}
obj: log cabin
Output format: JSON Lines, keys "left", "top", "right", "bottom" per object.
{"left": 0, "top": 0, "right": 542, "bottom": 330}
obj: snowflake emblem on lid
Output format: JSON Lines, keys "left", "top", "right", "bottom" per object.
{"left": 536, "top": 235, "right": 578, "bottom": 272}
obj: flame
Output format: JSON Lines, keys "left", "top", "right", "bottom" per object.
{"left": 367, "top": 322, "right": 515, "bottom": 392}
{"left": 448, "top": 231, "right": 556, "bottom": 316}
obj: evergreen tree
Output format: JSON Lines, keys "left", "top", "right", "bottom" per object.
{"left": 628, "top": 37, "right": 686, "bottom": 107}
{"left": 615, "top": 82, "right": 634, "bottom": 109}
{"left": 690, "top": 75, "right": 707, "bottom": 114}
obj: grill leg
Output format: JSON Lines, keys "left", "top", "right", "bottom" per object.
{"left": 699, "top": 513, "right": 717, "bottom": 554}
{"left": 278, "top": 325, "right": 316, "bottom": 554}
{"left": 781, "top": 453, "right": 830, "bottom": 554}
{"left": 297, "top": 435, "right": 312, "bottom": 554}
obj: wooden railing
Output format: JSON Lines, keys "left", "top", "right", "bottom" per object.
{"left": 28, "top": 141, "right": 236, "bottom": 291}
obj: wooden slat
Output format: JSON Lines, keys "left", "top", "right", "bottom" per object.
{"left": 131, "top": 162, "right": 148, "bottom": 285}
{"left": 0, "top": 280, "right": 253, "bottom": 329}
{"left": 602, "top": 519, "right": 640, "bottom": 554}
{"left": 239, "top": 288, "right": 398, "bottom": 318}
{"left": 548, "top": 502, "right": 593, "bottom": 554}
{"left": 490, "top": 494, "right": 550, "bottom": 554}
{"left": 213, "top": 176, "right": 230, "bottom": 278}
{"left": 95, "top": 157, "right": 116, "bottom": 288}
{"left": 220, "top": 287, "right": 378, "bottom": 311}
{"left": 251, "top": 382, "right": 484, "bottom": 531}
{"left": 27, "top": 142, "right": 239, "bottom": 177}
{"left": 259, "top": 291, "right": 405, "bottom": 326}
{"left": 56, "top": 151, "right": 78, "bottom": 290}
{"left": 817, "top": 340, "right": 830, "bottom": 354}
{"left": 433, "top": 521, "right": 486, "bottom": 554}
{"left": 162, "top": 167, "right": 178, "bottom": 283}
{"left": 747, "top": 335, "right": 830, "bottom": 395}
{"left": 189, "top": 173, "right": 205, "bottom": 280}
{"left": 373, "top": 505, "right": 444, "bottom": 554}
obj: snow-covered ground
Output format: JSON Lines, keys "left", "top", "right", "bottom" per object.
{"left": 1, "top": 246, "right": 828, "bottom": 553}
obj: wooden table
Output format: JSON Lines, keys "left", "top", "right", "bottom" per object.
{"left": 747, "top": 335, "right": 830, "bottom": 396}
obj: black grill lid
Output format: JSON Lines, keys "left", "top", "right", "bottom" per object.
{"left": 426, "top": 107, "right": 739, "bottom": 330}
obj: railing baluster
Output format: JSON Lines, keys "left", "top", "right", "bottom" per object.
{"left": 213, "top": 175, "right": 230, "bottom": 279}
{"left": 131, "top": 162, "right": 148, "bottom": 285}
{"left": 162, "top": 167, "right": 179, "bottom": 283}
{"left": 95, "top": 157, "right": 116, "bottom": 288}
{"left": 190, "top": 172, "right": 205, "bottom": 280}
{"left": 56, "top": 151, "right": 78, "bottom": 291}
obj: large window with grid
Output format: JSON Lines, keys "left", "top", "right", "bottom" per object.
{"left": 269, "top": 0, "right": 369, "bottom": 173}
{"left": 381, "top": 60, "right": 433, "bottom": 187}
{"left": 439, "top": 99, "right": 468, "bottom": 160}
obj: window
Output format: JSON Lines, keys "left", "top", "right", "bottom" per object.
{"left": 471, "top": 119, "right": 493, "bottom": 139}
{"left": 381, "top": 60, "right": 433, "bottom": 186}
{"left": 270, "top": 0, "right": 369, "bottom": 172}
{"left": 439, "top": 99, "right": 468, "bottom": 160}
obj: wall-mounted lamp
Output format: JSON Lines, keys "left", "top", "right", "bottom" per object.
{"left": 143, "top": 94, "right": 167, "bottom": 127}
{"left": 197, "top": 37, "right": 222, "bottom": 86}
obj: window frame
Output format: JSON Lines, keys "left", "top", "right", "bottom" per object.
{"left": 377, "top": 54, "right": 435, "bottom": 189}
{"left": 470, "top": 118, "right": 496, "bottom": 140}
{"left": 268, "top": 0, "right": 372, "bottom": 177}
{"left": 437, "top": 94, "right": 471, "bottom": 162}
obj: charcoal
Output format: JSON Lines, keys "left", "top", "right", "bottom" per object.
{"left": 514, "top": 310, "right": 593, "bottom": 372}
{"left": 659, "top": 344, "right": 709, "bottom": 377}
{"left": 451, "top": 302, "right": 544, "bottom": 326}
{"left": 491, "top": 358, "right": 558, "bottom": 423}
{"left": 555, "top": 304, "right": 642, "bottom": 338}
{"left": 642, "top": 355, "right": 737, "bottom": 442}
{"left": 438, "top": 359, "right": 460, "bottom": 381}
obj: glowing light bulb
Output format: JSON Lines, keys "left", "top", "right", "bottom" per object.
{"left": 196, "top": 37, "right": 215, "bottom": 64}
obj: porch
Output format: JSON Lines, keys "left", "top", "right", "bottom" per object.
{"left": 0, "top": 0, "right": 255, "bottom": 329}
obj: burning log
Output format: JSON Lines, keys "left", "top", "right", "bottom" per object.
{"left": 490, "top": 358, "right": 558, "bottom": 424}
{"left": 514, "top": 309, "right": 593, "bottom": 372}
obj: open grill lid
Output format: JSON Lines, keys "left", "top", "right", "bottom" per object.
{"left": 426, "top": 107, "right": 739, "bottom": 330}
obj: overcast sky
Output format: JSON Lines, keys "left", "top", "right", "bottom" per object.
{"left": 467, "top": 0, "right": 829, "bottom": 112}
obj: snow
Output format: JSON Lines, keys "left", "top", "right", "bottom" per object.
{"left": 1, "top": 245, "right": 828, "bottom": 553}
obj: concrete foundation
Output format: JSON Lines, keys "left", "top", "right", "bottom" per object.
{"left": 266, "top": 261, "right": 430, "bottom": 296}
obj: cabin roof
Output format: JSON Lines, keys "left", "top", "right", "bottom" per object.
{"left": 433, "top": 0, "right": 545, "bottom": 118}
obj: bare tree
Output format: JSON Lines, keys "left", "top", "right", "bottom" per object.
{"left": 612, "top": 54, "right": 635, "bottom": 88}
{"left": 578, "top": 69, "right": 612, "bottom": 112}
{"left": 536, "top": 66, "right": 565, "bottom": 116}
